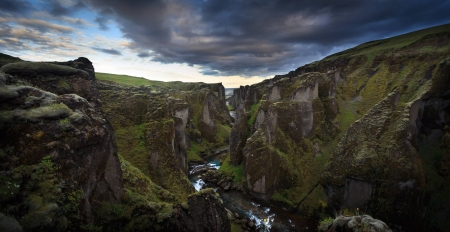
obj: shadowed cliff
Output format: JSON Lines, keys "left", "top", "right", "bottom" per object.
{"left": 0, "top": 57, "right": 231, "bottom": 231}
{"left": 228, "top": 23, "right": 450, "bottom": 231}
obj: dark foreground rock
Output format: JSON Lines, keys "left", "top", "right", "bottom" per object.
{"left": 0, "top": 58, "right": 123, "bottom": 229}
{"left": 202, "top": 170, "right": 244, "bottom": 192}
{"left": 173, "top": 188, "right": 230, "bottom": 232}
{"left": 0, "top": 56, "right": 232, "bottom": 231}
{"left": 319, "top": 215, "right": 392, "bottom": 232}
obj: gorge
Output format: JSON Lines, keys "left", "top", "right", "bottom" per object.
{"left": 0, "top": 23, "right": 450, "bottom": 232}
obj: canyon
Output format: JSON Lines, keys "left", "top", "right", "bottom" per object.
{"left": 0, "top": 23, "right": 449, "bottom": 231}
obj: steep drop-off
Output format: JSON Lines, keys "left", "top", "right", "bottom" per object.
{"left": 0, "top": 57, "right": 230, "bottom": 231}
{"left": 97, "top": 75, "right": 232, "bottom": 200}
{"left": 229, "top": 24, "right": 450, "bottom": 231}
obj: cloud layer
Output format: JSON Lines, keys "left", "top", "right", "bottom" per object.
{"left": 83, "top": 0, "right": 450, "bottom": 76}
{"left": 1, "top": 0, "right": 450, "bottom": 77}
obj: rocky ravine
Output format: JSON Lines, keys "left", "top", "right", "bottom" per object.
{"left": 0, "top": 56, "right": 230, "bottom": 231}
{"left": 228, "top": 24, "right": 450, "bottom": 231}
{"left": 97, "top": 75, "right": 232, "bottom": 201}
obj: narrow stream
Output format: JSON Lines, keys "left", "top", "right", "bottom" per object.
{"left": 189, "top": 154, "right": 221, "bottom": 191}
{"left": 188, "top": 154, "right": 315, "bottom": 232}
{"left": 188, "top": 107, "right": 315, "bottom": 231}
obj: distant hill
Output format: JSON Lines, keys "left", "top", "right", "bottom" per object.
{"left": 96, "top": 72, "right": 223, "bottom": 92}
{"left": 0, "top": 53, "right": 22, "bottom": 67}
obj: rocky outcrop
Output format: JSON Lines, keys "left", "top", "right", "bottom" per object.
{"left": 98, "top": 79, "right": 231, "bottom": 200}
{"left": 0, "top": 56, "right": 233, "bottom": 231}
{"left": 0, "top": 58, "right": 123, "bottom": 229}
{"left": 230, "top": 72, "right": 338, "bottom": 201}
{"left": 202, "top": 170, "right": 245, "bottom": 191}
{"left": 173, "top": 189, "right": 230, "bottom": 232}
{"left": 229, "top": 24, "right": 450, "bottom": 230}
{"left": 319, "top": 215, "right": 392, "bottom": 232}
{"left": 322, "top": 58, "right": 450, "bottom": 231}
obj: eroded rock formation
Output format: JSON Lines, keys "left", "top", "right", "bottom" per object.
{"left": 0, "top": 57, "right": 232, "bottom": 231}
{"left": 228, "top": 24, "right": 450, "bottom": 231}
{"left": 97, "top": 78, "right": 231, "bottom": 200}
{"left": 0, "top": 58, "right": 123, "bottom": 229}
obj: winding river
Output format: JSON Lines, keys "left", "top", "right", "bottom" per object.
{"left": 188, "top": 155, "right": 315, "bottom": 231}
{"left": 188, "top": 109, "right": 315, "bottom": 231}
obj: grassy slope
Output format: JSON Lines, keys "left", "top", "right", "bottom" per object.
{"left": 96, "top": 72, "right": 215, "bottom": 91}
{"left": 324, "top": 23, "right": 450, "bottom": 63}
{"left": 0, "top": 53, "right": 22, "bottom": 67}
{"left": 314, "top": 24, "right": 450, "bottom": 224}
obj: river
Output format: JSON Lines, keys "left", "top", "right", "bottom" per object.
{"left": 188, "top": 154, "right": 315, "bottom": 232}
{"left": 188, "top": 108, "right": 315, "bottom": 231}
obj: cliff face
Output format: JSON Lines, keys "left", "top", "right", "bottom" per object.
{"left": 229, "top": 24, "right": 450, "bottom": 230}
{"left": 0, "top": 59, "right": 123, "bottom": 229}
{"left": 0, "top": 57, "right": 231, "bottom": 231}
{"left": 97, "top": 79, "right": 231, "bottom": 200}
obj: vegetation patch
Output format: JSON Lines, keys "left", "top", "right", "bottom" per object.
{"left": 96, "top": 72, "right": 212, "bottom": 90}
{"left": 218, "top": 153, "right": 245, "bottom": 182}
{"left": 231, "top": 222, "right": 243, "bottom": 232}
{"left": 0, "top": 53, "right": 22, "bottom": 67}
{"left": 114, "top": 123, "right": 149, "bottom": 175}
{"left": 1, "top": 62, "right": 79, "bottom": 76}
{"left": 247, "top": 101, "right": 261, "bottom": 126}
{"left": 216, "top": 123, "right": 231, "bottom": 145}
{"left": 271, "top": 192, "right": 295, "bottom": 207}
{"left": 188, "top": 142, "right": 207, "bottom": 162}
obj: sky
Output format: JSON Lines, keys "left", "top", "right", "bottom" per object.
{"left": 1, "top": 0, "right": 450, "bottom": 88}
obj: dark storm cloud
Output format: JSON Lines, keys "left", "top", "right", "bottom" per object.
{"left": 82, "top": 0, "right": 450, "bottom": 76}
{"left": 93, "top": 8, "right": 113, "bottom": 30}
{"left": 0, "top": 0, "right": 32, "bottom": 13}
{"left": 201, "top": 70, "right": 219, "bottom": 76}
{"left": 44, "top": 0, "right": 87, "bottom": 17}
{"left": 92, "top": 47, "right": 122, "bottom": 55}
{"left": 137, "top": 52, "right": 151, "bottom": 58}
{"left": 0, "top": 0, "right": 36, "bottom": 18}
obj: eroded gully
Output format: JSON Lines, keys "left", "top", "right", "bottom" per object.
{"left": 188, "top": 111, "right": 315, "bottom": 232}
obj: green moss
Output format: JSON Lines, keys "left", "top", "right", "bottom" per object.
{"left": 186, "top": 90, "right": 208, "bottom": 126}
{"left": 114, "top": 123, "right": 149, "bottom": 175}
{"left": 271, "top": 192, "right": 294, "bottom": 207}
{"left": 0, "top": 155, "right": 74, "bottom": 231}
{"left": 231, "top": 222, "right": 243, "bottom": 232}
{"left": 187, "top": 142, "right": 205, "bottom": 162}
{"left": 275, "top": 148, "right": 289, "bottom": 159}
{"left": 120, "top": 156, "right": 177, "bottom": 204}
{"left": 297, "top": 184, "right": 328, "bottom": 216}
{"left": 57, "top": 79, "right": 71, "bottom": 89}
{"left": 335, "top": 99, "right": 361, "bottom": 134}
{"left": 318, "top": 217, "right": 334, "bottom": 231}
{"left": 1, "top": 62, "right": 79, "bottom": 76}
{"left": 0, "top": 53, "right": 22, "bottom": 67}
{"left": 324, "top": 24, "right": 450, "bottom": 65}
{"left": 1, "top": 103, "right": 72, "bottom": 123}
{"left": 218, "top": 153, "right": 245, "bottom": 182}
{"left": 96, "top": 72, "right": 215, "bottom": 91}
{"left": 247, "top": 101, "right": 261, "bottom": 126}
{"left": 216, "top": 123, "right": 231, "bottom": 145}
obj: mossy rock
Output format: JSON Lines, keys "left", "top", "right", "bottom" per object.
{"left": 1, "top": 62, "right": 81, "bottom": 76}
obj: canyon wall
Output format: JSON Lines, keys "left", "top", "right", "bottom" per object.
{"left": 229, "top": 24, "right": 450, "bottom": 231}
{"left": 0, "top": 56, "right": 231, "bottom": 231}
